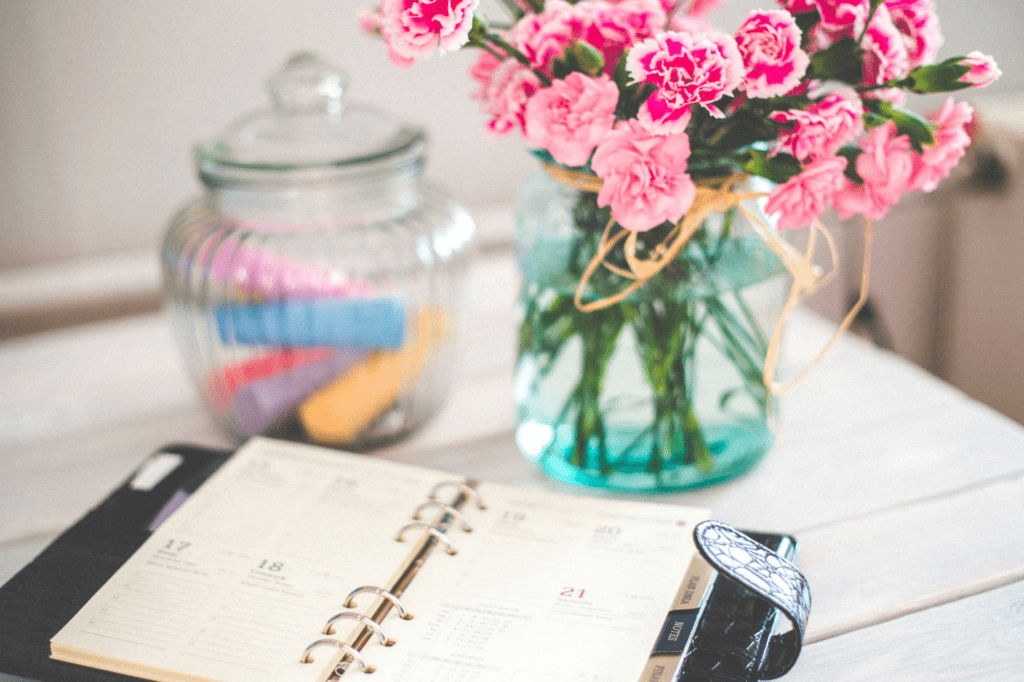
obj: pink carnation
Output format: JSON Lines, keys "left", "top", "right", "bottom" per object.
{"left": 766, "top": 156, "right": 848, "bottom": 229}
{"left": 381, "top": 0, "right": 480, "bottom": 60}
{"left": 779, "top": 0, "right": 817, "bottom": 13}
{"left": 524, "top": 73, "right": 620, "bottom": 167}
{"left": 814, "top": 0, "right": 870, "bottom": 30}
{"left": 669, "top": 14, "right": 716, "bottom": 34}
{"left": 590, "top": 120, "right": 695, "bottom": 232}
{"left": 958, "top": 52, "right": 1002, "bottom": 88}
{"left": 735, "top": 10, "right": 810, "bottom": 99}
{"left": 885, "top": 0, "right": 943, "bottom": 69}
{"left": 470, "top": 56, "right": 542, "bottom": 136}
{"left": 511, "top": 0, "right": 663, "bottom": 76}
{"left": 627, "top": 30, "right": 744, "bottom": 133}
{"left": 771, "top": 88, "right": 864, "bottom": 162}
{"left": 832, "top": 121, "right": 914, "bottom": 220}
{"left": 681, "top": 0, "right": 727, "bottom": 17}
{"left": 861, "top": 6, "right": 911, "bottom": 86}
{"left": 908, "top": 97, "right": 973, "bottom": 192}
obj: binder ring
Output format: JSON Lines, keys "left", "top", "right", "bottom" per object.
{"left": 412, "top": 501, "right": 473, "bottom": 531}
{"left": 323, "top": 611, "right": 395, "bottom": 646}
{"left": 300, "top": 639, "right": 375, "bottom": 673}
{"left": 428, "top": 481, "right": 487, "bottom": 509}
{"left": 395, "top": 523, "right": 458, "bottom": 555}
{"left": 344, "top": 586, "right": 414, "bottom": 620}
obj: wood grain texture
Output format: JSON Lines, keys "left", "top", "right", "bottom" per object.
{"left": 785, "top": 579, "right": 1024, "bottom": 682}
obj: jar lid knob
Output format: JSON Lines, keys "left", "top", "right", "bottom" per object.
{"left": 267, "top": 52, "right": 349, "bottom": 117}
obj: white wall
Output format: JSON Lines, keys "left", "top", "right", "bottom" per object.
{"left": 1, "top": 0, "right": 1022, "bottom": 269}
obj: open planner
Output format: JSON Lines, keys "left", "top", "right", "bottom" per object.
{"left": 46, "top": 437, "right": 717, "bottom": 682}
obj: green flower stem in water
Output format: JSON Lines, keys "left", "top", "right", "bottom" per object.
{"left": 515, "top": 176, "right": 783, "bottom": 489}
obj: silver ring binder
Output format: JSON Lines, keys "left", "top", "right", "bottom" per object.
{"left": 300, "top": 639, "right": 375, "bottom": 673}
{"left": 428, "top": 481, "right": 487, "bottom": 509}
{"left": 344, "top": 586, "right": 414, "bottom": 620}
{"left": 395, "top": 522, "right": 458, "bottom": 555}
{"left": 412, "top": 501, "right": 473, "bottom": 531}
{"left": 323, "top": 611, "right": 395, "bottom": 646}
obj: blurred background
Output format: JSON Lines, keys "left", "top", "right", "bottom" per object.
{"left": 1, "top": 0, "right": 1022, "bottom": 422}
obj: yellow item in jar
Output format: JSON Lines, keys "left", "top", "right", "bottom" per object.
{"left": 298, "top": 308, "right": 445, "bottom": 443}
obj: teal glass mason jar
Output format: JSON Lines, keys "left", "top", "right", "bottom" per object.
{"left": 513, "top": 161, "right": 786, "bottom": 491}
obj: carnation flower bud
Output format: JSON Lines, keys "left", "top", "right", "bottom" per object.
{"left": 572, "top": 42, "right": 606, "bottom": 77}
{"left": 957, "top": 52, "right": 1002, "bottom": 88}
{"left": 903, "top": 53, "right": 1001, "bottom": 93}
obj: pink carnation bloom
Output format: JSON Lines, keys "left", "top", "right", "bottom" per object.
{"left": 381, "top": 0, "right": 480, "bottom": 61}
{"left": 359, "top": 8, "right": 384, "bottom": 36}
{"left": 766, "top": 156, "right": 848, "bottom": 229}
{"left": 832, "top": 121, "right": 914, "bottom": 220}
{"left": 470, "top": 55, "right": 542, "bottom": 136}
{"left": 590, "top": 120, "right": 695, "bottom": 232}
{"left": 361, "top": 8, "right": 416, "bottom": 68}
{"left": 885, "top": 0, "right": 943, "bottom": 69}
{"left": 524, "top": 73, "right": 620, "bottom": 167}
{"left": 861, "top": 5, "right": 911, "bottom": 87}
{"left": 908, "top": 97, "right": 974, "bottom": 192}
{"left": 681, "top": 0, "right": 727, "bottom": 17}
{"left": 779, "top": 0, "right": 817, "bottom": 13}
{"left": 735, "top": 10, "right": 810, "bottom": 99}
{"left": 814, "top": 0, "right": 870, "bottom": 31}
{"left": 511, "top": 0, "right": 663, "bottom": 76}
{"left": 958, "top": 52, "right": 1002, "bottom": 88}
{"left": 627, "top": 30, "right": 744, "bottom": 133}
{"left": 669, "top": 14, "right": 716, "bottom": 34}
{"left": 771, "top": 88, "right": 864, "bottom": 162}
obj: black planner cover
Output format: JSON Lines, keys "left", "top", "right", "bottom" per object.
{"left": 0, "top": 444, "right": 233, "bottom": 682}
{"left": 0, "top": 444, "right": 799, "bottom": 682}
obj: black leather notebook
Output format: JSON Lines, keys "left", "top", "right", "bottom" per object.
{"left": 0, "top": 443, "right": 805, "bottom": 682}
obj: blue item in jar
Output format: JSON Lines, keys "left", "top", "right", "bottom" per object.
{"left": 215, "top": 297, "right": 406, "bottom": 349}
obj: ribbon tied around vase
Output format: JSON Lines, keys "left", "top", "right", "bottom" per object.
{"left": 543, "top": 164, "right": 873, "bottom": 396}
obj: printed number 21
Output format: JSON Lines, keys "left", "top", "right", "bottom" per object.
{"left": 561, "top": 587, "right": 586, "bottom": 598}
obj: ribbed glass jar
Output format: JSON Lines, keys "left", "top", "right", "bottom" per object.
{"left": 161, "top": 53, "right": 474, "bottom": 448}
{"left": 514, "top": 164, "right": 785, "bottom": 491}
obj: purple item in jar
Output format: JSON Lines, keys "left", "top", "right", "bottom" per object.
{"left": 232, "top": 349, "right": 367, "bottom": 435}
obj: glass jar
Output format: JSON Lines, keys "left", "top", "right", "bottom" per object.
{"left": 514, "top": 163, "right": 785, "bottom": 491}
{"left": 162, "top": 53, "right": 475, "bottom": 449}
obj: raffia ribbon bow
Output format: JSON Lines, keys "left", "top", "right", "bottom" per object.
{"left": 543, "top": 164, "right": 873, "bottom": 396}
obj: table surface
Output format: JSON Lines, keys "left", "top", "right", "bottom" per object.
{"left": 2, "top": 245, "right": 1024, "bottom": 681}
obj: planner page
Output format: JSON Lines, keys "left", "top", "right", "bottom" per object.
{"left": 50, "top": 438, "right": 466, "bottom": 682}
{"left": 365, "top": 481, "right": 708, "bottom": 682}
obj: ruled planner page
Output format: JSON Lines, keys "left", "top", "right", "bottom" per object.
{"left": 50, "top": 438, "right": 461, "bottom": 682}
{"left": 366, "top": 482, "right": 708, "bottom": 682}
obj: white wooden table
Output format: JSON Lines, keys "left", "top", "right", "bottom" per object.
{"left": 3, "top": 246, "right": 1024, "bottom": 681}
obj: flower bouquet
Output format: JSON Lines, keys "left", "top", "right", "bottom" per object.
{"left": 361, "top": 0, "right": 1000, "bottom": 490}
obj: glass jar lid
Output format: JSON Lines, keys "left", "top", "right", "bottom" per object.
{"left": 196, "top": 52, "right": 425, "bottom": 187}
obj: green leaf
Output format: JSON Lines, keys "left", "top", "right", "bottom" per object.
{"left": 808, "top": 37, "right": 864, "bottom": 84}
{"left": 742, "top": 149, "right": 803, "bottom": 185}
{"left": 863, "top": 111, "right": 889, "bottom": 129}
{"left": 864, "top": 99, "right": 936, "bottom": 148}
{"left": 794, "top": 9, "right": 821, "bottom": 37}
{"left": 551, "top": 55, "right": 573, "bottom": 80}
{"left": 706, "top": 109, "right": 780, "bottom": 152}
{"left": 836, "top": 147, "right": 864, "bottom": 184}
